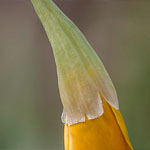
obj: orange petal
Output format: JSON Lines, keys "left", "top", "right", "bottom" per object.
{"left": 64, "top": 95, "right": 133, "bottom": 150}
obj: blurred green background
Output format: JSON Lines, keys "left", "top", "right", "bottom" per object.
{"left": 0, "top": 0, "right": 150, "bottom": 150}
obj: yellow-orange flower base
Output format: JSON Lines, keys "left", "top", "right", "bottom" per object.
{"left": 64, "top": 95, "right": 133, "bottom": 150}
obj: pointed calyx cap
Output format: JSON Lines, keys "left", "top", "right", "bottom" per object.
{"left": 31, "top": 0, "right": 119, "bottom": 125}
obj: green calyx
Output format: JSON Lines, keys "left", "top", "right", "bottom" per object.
{"left": 31, "top": 0, "right": 119, "bottom": 125}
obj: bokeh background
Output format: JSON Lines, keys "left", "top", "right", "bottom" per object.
{"left": 0, "top": 0, "right": 150, "bottom": 150}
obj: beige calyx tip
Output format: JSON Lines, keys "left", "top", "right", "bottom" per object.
{"left": 61, "top": 93, "right": 117, "bottom": 125}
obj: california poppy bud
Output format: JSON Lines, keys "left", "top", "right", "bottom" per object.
{"left": 31, "top": 0, "right": 133, "bottom": 149}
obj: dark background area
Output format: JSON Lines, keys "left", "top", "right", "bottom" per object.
{"left": 0, "top": 0, "right": 150, "bottom": 149}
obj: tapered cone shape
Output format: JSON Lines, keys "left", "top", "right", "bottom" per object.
{"left": 31, "top": 0, "right": 133, "bottom": 150}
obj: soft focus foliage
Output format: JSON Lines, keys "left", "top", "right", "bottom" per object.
{"left": 0, "top": 0, "right": 149, "bottom": 150}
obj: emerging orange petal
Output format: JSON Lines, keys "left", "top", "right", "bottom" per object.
{"left": 64, "top": 94, "right": 133, "bottom": 150}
